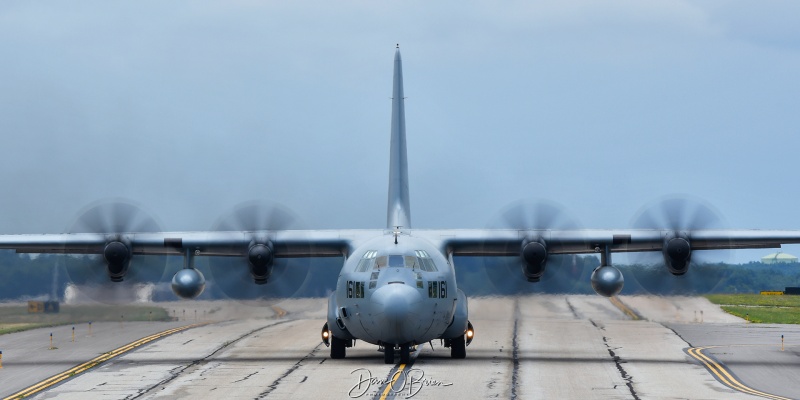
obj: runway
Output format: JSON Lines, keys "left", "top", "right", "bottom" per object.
{"left": 1, "top": 295, "right": 798, "bottom": 399}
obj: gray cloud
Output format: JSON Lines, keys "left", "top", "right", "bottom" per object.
{"left": 0, "top": 1, "right": 798, "bottom": 262}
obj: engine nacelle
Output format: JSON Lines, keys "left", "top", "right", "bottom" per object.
{"left": 591, "top": 265, "right": 624, "bottom": 297}
{"left": 663, "top": 234, "right": 691, "bottom": 275}
{"left": 171, "top": 268, "right": 206, "bottom": 299}
{"left": 521, "top": 240, "right": 548, "bottom": 282}
{"left": 248, "top": 243, "right": 274, "bottom": 284}
{"left": 103, "top": 241, "right": 131, "bottom": 282}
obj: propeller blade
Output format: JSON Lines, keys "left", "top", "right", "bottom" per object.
{"left": 205, "top": 201, "right": 312, "bottom": 305}
{"left": 63, "top": 199, "right": 167, "bottom": 304}
{"left": 484, "top": 198, "right": 586, "bottom": 294}
{"left": 628, "top": 195, "right": 731, "bottom": 295}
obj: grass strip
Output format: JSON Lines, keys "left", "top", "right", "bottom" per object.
{"left": 0, "top": 304, "right": 169, "bottom": 335}
{"left": 720, "top": 305, "right": 800, "bottom": 324}
{"left": 705, "top": 294, "right": 800, "bottom": 308}
{"left": 705, "top": 294, "right": 800, "bottom": 324}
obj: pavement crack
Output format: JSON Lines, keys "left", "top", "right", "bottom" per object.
{"left": 565, "top": 297, "right": 580, "bottom": 319}
{"left": 660, "top": 323, "right": 694, "bottom": 347}
{"left": 596, "top": 330, "right": 640, "bottom": 400}
{"left": 257, "top": 343, "right": 323, "bottom": 398}
{"left": 232, "top": 371, "right": 259, "bottom": 383}
{"left": 127, "top": 321, "right": 289, "bottom": 400}
{"left": 510, "top": 297, "right": 520, "bottom": 400}
{"left": 588, "top": 319, "right": 605, "bottom": 330}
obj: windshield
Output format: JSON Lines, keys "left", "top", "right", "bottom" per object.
{"left": 375, "top": 255, "right": 417, "bottom": 269}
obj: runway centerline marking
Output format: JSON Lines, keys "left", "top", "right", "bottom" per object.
{"left": 685, "top": 345, "right": 792, "bottom": 400}
{"left": 375, "top": 346, "right": 422, "bottom": 400}
{"left": 609, "top": 296, "right": 642, "bottom": 320}
{"left": 2, "top": 322, "right": 206, "bottom": 400}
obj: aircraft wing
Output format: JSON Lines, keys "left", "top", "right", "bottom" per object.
{"left": 0, "top": 230, "right": 382, "bottom": 258}
{"left": 3, "top": 228, "right": 799, "bottom": 258}
{"left": 413, "top": 229, "right": 800, "bottom": 256}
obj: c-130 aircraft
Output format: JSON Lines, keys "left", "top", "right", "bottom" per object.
{"left": 3, "top": 46, "right": 800, "bottom": 364}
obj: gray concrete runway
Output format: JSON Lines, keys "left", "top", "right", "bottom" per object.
{"left": 668, "top": 323, "right": 800, "bottom": 399}
{"left": 2, "top": 296, "right": 797, "bottom": 399}
{"left": 0, "top": 320, "right": 190, "bottom": 398}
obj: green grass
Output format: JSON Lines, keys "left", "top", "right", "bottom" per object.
{"left": 705, "top": 293, "right": 800, "bottom": 307}
{"left": 705, "top": 294, "right": 800, "bottom": 324}
{"left": 0, "top": 304, "right": 170, "bottom": 335}
{"left": 720, "top": 306, "right": 800, "bottom": 324}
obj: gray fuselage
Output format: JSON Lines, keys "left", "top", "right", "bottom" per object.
{"left": 329, "top": 234, "right": 458, "bottom": 347}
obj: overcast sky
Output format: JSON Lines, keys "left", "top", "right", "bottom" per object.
{"left": 1, "top": 1, "right": 799, "bottom": 263}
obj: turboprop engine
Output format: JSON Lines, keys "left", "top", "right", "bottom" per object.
{"left": 103, "top": 241, "right": 132, "bottom": 282}
{"left": 663, "top": 233, "right": 691, "bottom": 275}
{"left": 521, "top": 239, "right": 548, "bottom": 282}
{"left": 248, "top": 243, "right": 274, "bottom": 284}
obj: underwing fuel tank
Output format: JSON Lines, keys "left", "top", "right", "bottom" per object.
{"left": 590, "top": 265, "right": 624, "bottom": 297}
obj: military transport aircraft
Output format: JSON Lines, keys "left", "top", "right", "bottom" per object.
{"left": 3, "top": 46, "right": 800, "bottom": 364}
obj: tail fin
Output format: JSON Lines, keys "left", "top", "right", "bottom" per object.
{"left": 387, "top": 46, "right": 411, "bottom": 229}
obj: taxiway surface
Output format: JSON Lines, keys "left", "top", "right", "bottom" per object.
{"left": 1, "top": 296, "right": 798, "bottom": 399}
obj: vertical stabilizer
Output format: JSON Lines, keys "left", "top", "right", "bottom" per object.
{"left": 387, "top": 47, "right": 411, "bottom": 229}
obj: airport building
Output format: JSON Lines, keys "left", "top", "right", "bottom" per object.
{"left": 760, "top": 252, "right": 799, "bottom": 264}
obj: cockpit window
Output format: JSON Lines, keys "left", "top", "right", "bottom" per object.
{"left": 375, "top": 255, "right": 418, "bottom": 269}
{"left": 415, "top": 250, "right": 438, "bottom": 272}
{"left": 355, "top": 250, "right": 378, "bottom": 272}
{"left": 389, "top": 255, "right": 406, "bottom": 268}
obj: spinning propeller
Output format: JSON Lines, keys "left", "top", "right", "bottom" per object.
{"left": 63, "top": 199, "right": 168, "bottom": 304}
{"left": 628, "top": 195, "right": 731, "bottom": 294}
{"left": 204, "top": 201, "right": 313, "bottom": 304}
{"left": 484, "top": 199, "right": 587, "bottom": 294}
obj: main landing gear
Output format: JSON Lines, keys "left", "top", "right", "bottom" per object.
{"left": 449, "top": 334, "right": 466, "bottom": 359}
{"left": 331, "top": 336, "right": 347, "bottom": 359}
{"left": 384, "top": 345, "right": 394, "bottom": 364}
{"left": 322, "top": 322, "right": 352, "bottom": 359}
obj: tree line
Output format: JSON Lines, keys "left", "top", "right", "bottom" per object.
{"left": 0, "top": 250, "right": 797, "bottom": 301}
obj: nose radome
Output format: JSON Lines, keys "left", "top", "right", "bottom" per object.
{"left": 373, "top": 283, "right": 421, "bottom": 315}
{"left": 384, "top": 288, "right": 411, "bottom": 320}
{"left": 371, "top": 283, "right": 423, "bottom": 344}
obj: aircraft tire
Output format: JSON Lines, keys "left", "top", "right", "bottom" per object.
{"left": 331, "top": 336, "right": 346, "bottom": 359}
{"left": 384, "top": 346, "right": 395, "bottom": 364}
{"left": 400, "top": 343, "right": 410, "bottom": 364}
{"left": 450, "top": 335, "right": 466, "bottom": 359}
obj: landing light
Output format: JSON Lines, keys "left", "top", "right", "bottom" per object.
{"left": 465, "top": 321, "right": 475, "bottom": 346}
{"left": 321, "top": 323, "right": 331, "bottom": 347}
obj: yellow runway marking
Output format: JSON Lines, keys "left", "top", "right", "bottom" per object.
{"left": 377, "top": 346, "right": 421, "bottom": 400}
{"left": 270, "top": 306, "right": 287, "bottom": 318}
{"left": 3, "top": 323, "right": 205, "bottom": 400}
{"left": 686, "top": 345, "right": 792, "bottom": 400}
{"left": 379, "top": 363, "right": 407, "bottom": 400}
{"left": 609, "top": 296, "right": 641, "bottom": 320}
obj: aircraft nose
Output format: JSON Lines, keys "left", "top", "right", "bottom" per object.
{"left": 371, "top": 283, "right": 423, "bottom": 345}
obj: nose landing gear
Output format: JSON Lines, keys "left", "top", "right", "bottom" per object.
{"left": 384, "top": 345, "right": 394, "bottom": 364}
{"left": 382, "top": 343, "right": 412, "bottom": 364}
